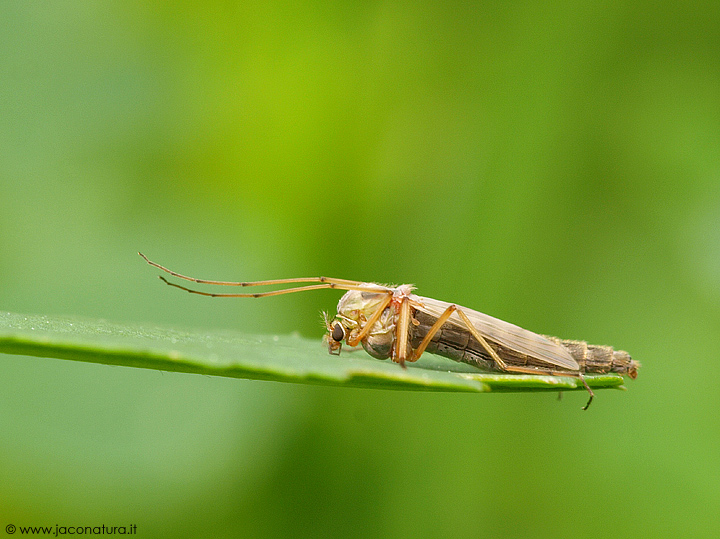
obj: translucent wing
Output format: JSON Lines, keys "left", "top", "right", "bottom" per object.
{"left": 413, "top": 295, "right": 579, "bottom": 371}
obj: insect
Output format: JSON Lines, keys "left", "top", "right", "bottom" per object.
{"left": 139, "top": 253, "right": 638, "bottom": 409}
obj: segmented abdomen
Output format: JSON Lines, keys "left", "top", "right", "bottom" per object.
{"left": 409, "top": 311, "right": 638, "bottom": 378}
{"left": 544, "top": 337, "right": 638, "bottom": 378}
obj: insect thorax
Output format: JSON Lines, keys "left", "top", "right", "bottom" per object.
{"left": 335, "top": 288, "right": 396, "bottom": 359}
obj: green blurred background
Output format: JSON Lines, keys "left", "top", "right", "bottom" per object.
{"left": 1, "top": 1, "right": 719, "bottom": 537}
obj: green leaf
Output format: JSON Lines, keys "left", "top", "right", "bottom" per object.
{"left": 0, "top": 311, "right": 625, "bottom": 393}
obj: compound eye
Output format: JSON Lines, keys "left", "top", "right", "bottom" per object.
{"left": 331, "top": 322, "right": 345, "bottom": 342}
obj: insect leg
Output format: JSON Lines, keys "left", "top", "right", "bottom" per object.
{"left": 578, "top": 373, "right": 594, "bottom": 410}
{"left": 410, "top": 304, "right": 459, "bottom": 360}
{"left": 394, "top": 296, "right": 412, "bottom": 367}
{"left": 158, "top": 276, "right": 350, "bottom": 298}
{"left": 140, "top": 253, "right": 387, "bottom": 293}
{"left": 415, "top": 303, "right": 595, "bottom": 409}
{"left": 488, "top": 363, "right": 594, "bottom": 410}
{"left": 454, "top": 308, "right": 509, "bottom": 370}
{"left": 409, "top": 305, "right": 508, "bottom": 371}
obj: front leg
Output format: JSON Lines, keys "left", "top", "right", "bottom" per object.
{"left": 345, "top": 293, "right": 392, "bottom": 347}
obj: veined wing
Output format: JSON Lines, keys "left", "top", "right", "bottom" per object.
{"left": 413, "top": 295, "right": 579, "bottom": 371}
